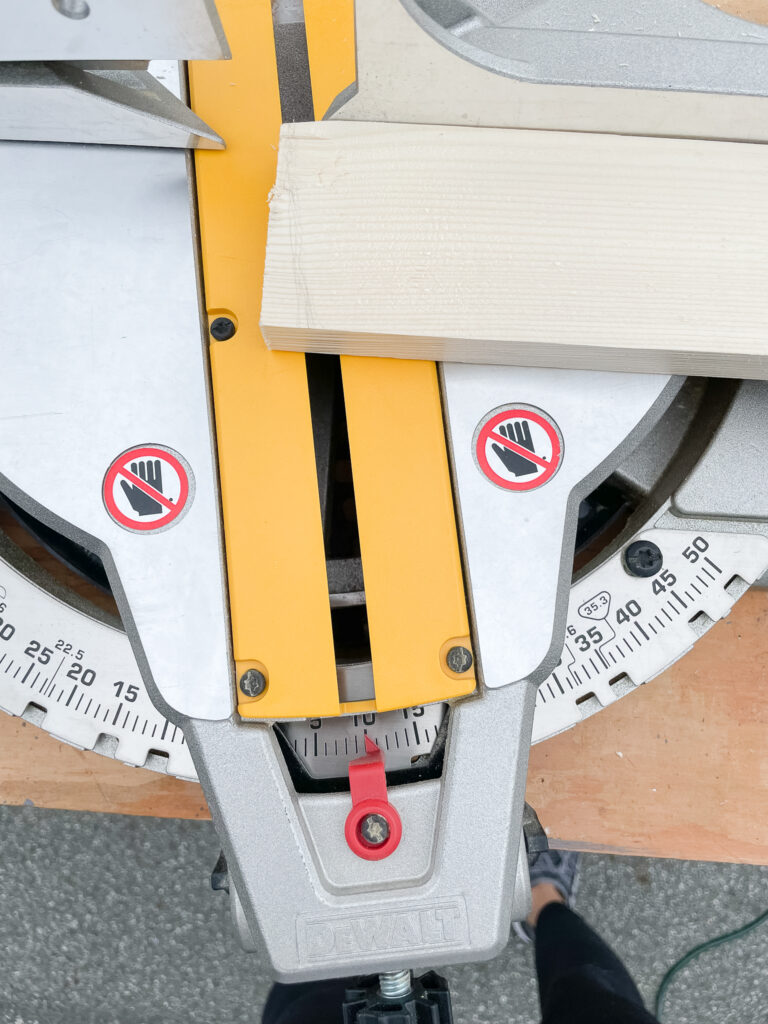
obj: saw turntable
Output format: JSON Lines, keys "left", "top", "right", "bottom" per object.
{"left": 2, "top": 0, "right": 768, "bottom": 1015}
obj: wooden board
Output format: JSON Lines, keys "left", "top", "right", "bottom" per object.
{"left": 703, "top": 0, "right": 768, "bottom": 26}
{"left": 0, "top": 716, "right": 208, "bottom": 819}
{"left": 261, "top": 121, "right": 768, "bottom": 379}
{"left": 2, "top": 589, "right": 767, "bottom": 863}
{"left": 526, "top": 586, "right": 768, "bottom": 864}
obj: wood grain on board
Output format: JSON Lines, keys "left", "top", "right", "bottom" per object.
{"left": 0, "top": 717, "right": 208, "bottom": 820}
{"left": 1, "top": 589, "right": 767, "bottom": 864}
{"left": 526, "top": 586, "right": 768, "bottom": 865}
{"left": 261, "top": 121, "right": 768, "bottom": 379}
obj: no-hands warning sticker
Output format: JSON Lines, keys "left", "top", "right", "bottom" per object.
{"left": 103, "top": 445, "right": 194, "bottom": 533}
{"left": 473, "top": 405, "right": 563, "bottom": 491}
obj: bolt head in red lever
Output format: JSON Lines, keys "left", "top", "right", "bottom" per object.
{"left": 345, "top": 737, "right": 402, "bottom": 861}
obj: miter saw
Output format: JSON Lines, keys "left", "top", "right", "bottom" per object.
{"left": 3, "top": 0, "right": 768, "bottom": 1018}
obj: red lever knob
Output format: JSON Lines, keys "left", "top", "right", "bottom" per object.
{"left": 345, "top": 736, "right": 402, "bottom": 861}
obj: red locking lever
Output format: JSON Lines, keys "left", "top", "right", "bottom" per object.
{"left": 345, "top": 736, "right": 402, "bottom": 861}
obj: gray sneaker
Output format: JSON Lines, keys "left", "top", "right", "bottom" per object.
{"left": 512, "top": 850, "right": 581, "bottom": 944}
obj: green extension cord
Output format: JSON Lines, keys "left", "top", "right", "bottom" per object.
{"left": 654, "top": 907, "right": 768, "bottom": 1020}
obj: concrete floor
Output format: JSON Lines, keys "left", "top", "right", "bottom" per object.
{"left": 0, "top": 805, "right": 766, "bottom": 1023}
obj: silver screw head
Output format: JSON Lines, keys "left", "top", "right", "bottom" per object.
{"left": 446, "top": 645, "right": 473, "bottom": 673}
{"left": 239, "top": 669, "right": 267, "bottom": 698}
{"left": 360, "top": 813, "right": 390, "bottom": 846}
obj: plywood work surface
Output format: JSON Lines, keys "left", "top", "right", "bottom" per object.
{"left": 1, "top": 590, "right": 767, "bottom": 864}
{"left": 703, "top": 0, "right": 768, "bottom": 26}
{"left": 261, "top": 120, "right": 768, "bottom": 379}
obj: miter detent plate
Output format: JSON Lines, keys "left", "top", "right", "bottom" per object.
{"left": 2, "top": 378, "right": 767, "bottom": 784}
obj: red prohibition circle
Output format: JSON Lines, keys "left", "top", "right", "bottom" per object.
{"left": 475, "top": 407, "right": 563, "bottom": 492}
{"left": 103, "top": 445, "right": 191, "bottom": 533}
{"left": 344, "top": 799, "right": 403, "bottom": 861}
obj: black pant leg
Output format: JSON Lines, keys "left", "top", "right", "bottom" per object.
{"left": 535, "top": 903, "right": 659, "bottom": 1024}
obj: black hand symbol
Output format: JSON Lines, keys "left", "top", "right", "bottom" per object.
{"left": 492, "top": 421, "right": 539, "bottom": 477}
{"left": 120, "top": 460, "right": 164, "bottom": 516}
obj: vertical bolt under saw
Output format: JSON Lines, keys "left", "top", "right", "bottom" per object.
{"left": 379, "top": 970, "right": 412, "bottom": 1000}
